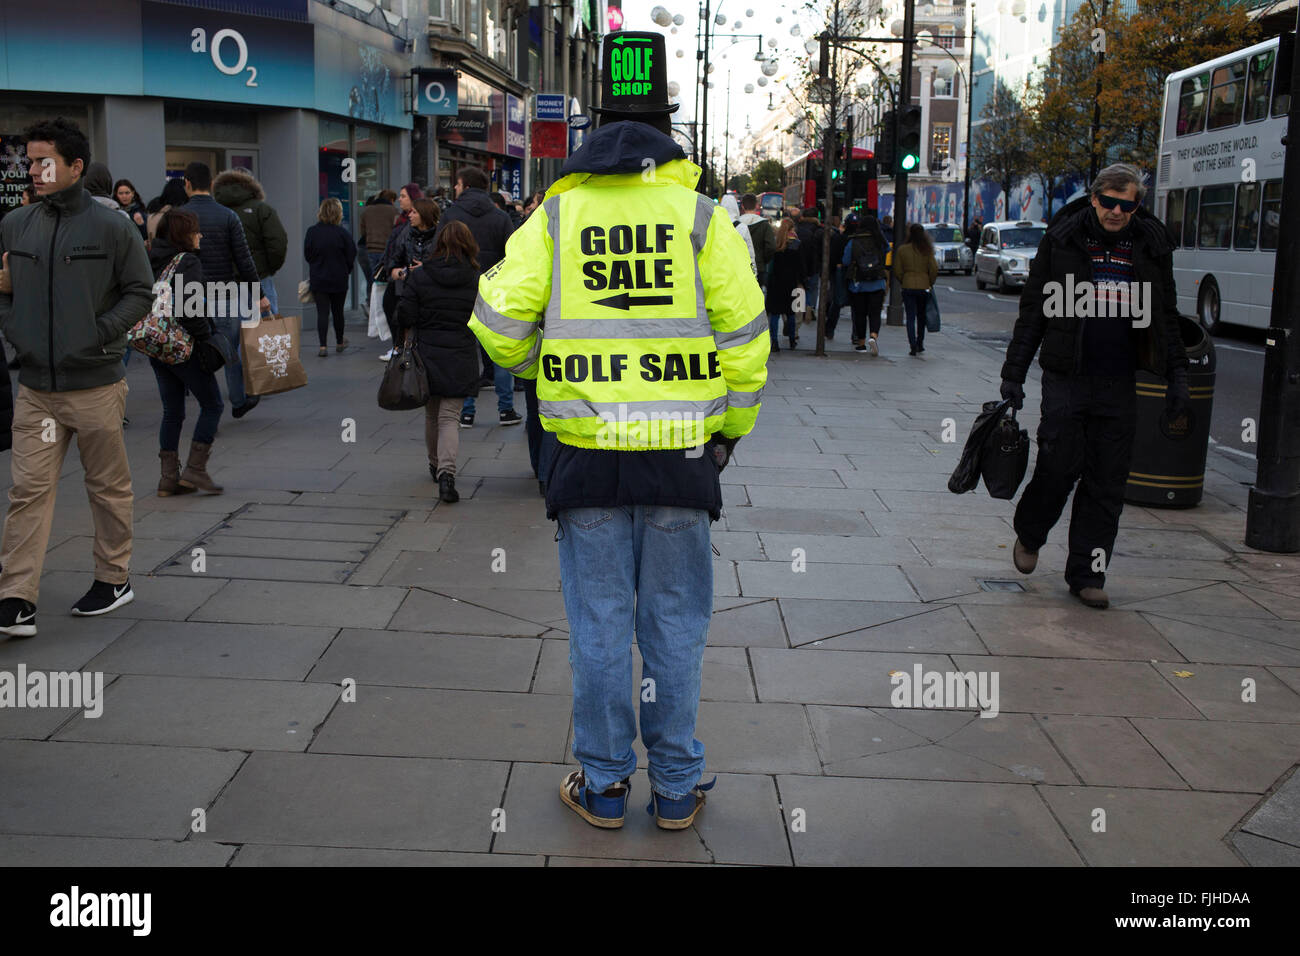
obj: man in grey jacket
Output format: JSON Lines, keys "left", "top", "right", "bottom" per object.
{"left": 0, "top": 117, "right": 153, "bottom": 635}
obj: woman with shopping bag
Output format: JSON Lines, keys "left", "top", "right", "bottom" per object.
{"left": 893, "top": 223, "right": 940, "bottom": 356}
{"left": 390, "top": 220, "right": 482, "bottom": 504}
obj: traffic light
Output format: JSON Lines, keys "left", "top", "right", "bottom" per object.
{"left": 878, "top": 110, "right": 897, "bottom": 176}
{"left": 898, "top": 106, "right": 922, "bottom": 174}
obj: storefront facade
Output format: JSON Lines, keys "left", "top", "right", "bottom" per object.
{"left": 0, "top": 0, "right": 411, "bottom": 311}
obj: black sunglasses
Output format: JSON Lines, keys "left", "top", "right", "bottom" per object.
{"left": 1096, "top": 194, "right": 1140, "bottom": 213}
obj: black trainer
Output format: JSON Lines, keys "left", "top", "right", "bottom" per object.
{"left": 0, "top": 597, "right": 37, "bottom": 638}
{"left": 437, "top": 472, "right": 460, "bottom": 503}
{"left": 71, "top": 580, "right": 134, "bottom": 617}
{"left": 232, "top": 395, "right": 261, "bottom": 419}
{"left": 459, "top": 411, "right": 474, "bottom": 428}
{"left": 499, "top": 409, "right": 522, "bottom": 426}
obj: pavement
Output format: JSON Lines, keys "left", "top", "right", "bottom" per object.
{"left": 1, "top": 309, "right": 1298, "bottom": 867}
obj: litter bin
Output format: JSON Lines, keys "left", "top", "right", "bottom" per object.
{"left": 1125, "top": 315, "right": 1216, "bottom": 507}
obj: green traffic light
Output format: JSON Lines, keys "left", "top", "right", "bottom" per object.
{"left": 901, "top": 154, "right": 918, "bottom": 172}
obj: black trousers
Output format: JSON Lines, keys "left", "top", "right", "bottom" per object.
{"left": 1013, "top": 370, "right": 1137, "bottom": 590}
{"left": 313, "top": 291, "right": 346, "bottom": 346}
{"left": 849, "top": 289, "right": 885, "bottom": 341}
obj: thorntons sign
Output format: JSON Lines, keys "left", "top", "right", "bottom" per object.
{"left": 437, "top": 109, "right": 490, "bottom": 136}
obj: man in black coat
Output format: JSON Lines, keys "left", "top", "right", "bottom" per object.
{"left": 435, "top": 166, "right": 518, "bottom": 427}
{"left": 184, "top": 161, "right": 266, "bottom": 418}
{"left": 795, "top": 208, "right": 825, "bottom": 325}
{"left": 1000, "top": 163, "right": 1189, "bottom": 609}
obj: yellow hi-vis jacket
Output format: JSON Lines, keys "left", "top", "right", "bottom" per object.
{"left": 467, "top": 158, "right": 769, "bottom": 450}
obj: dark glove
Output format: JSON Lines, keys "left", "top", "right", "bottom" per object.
{"left": 1000, "top": 380, "right": 1025, "bottom": 411}
{"left": 709, "top": 434, "right": 739, "bottom": 471}
{"left": 1165, "top": 367, "right": 1190, "bottom": 420}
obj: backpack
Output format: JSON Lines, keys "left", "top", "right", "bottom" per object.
{"left": 849, "top": 230, "right": 885, "bottom": 283}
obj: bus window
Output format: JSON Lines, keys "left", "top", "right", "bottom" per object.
{"left": 1197, "top": 184, "right": 1234, "bottom": 248}
{"left": 1274, "top": 32, "right": 1294, "bottom": 117}
{"left": 1182, "top": 189, "right": 1199, "bottom": 248}
{"left": 1177, "top": 73, "right": 1209, "bottom": 135}
{"left": 1260, "top": 180, "right": 1283, "bottom": 250}
{"left": 1207, "top": 60, "right": 1247, "bottom": 130}
{"left": 1233, "top": 182, "right": 1261, "bottom": 249}
{"left": 1246, "top": 51, "right": 1274, "bottom": 122}
{"left": 1165, "top": 190, "right": 1184, "bottom": 248}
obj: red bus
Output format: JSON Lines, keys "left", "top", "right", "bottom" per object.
{"left": 783, "top": 147, "right": 877, "bottom": 215}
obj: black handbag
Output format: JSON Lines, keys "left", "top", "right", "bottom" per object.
{"left": 949, "top": 399, "right": 1012, "bottom": 494}
{"left": 194, "top": 333, "right": 231, "bottom": 374}
{"left": 377, "top": 332, "right": 430, "bottom": 411}
{"left": 979, "top": 404, "right": 1030, "bottom": 499}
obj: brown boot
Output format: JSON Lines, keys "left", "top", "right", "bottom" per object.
{"left": 179, "top": 442, "right": 223, "bottom": 494}
{"left": 158, "top": 450, "right": 193, "bottom": 497}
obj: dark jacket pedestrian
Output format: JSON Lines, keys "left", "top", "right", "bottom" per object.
{"left": 795, "top": 211, "right": 825, "bottom": 278}
{"left": 738, "top": 199, "right": 774, "bottom": 282}
{"left": 436, "top": 180, "right": 514, "bottom": 271}
{"left": 1000, "top": 165, "right": 1190, "bottom": 608}
{"left": 146, "top": 208, "right": 225, "bottom": 498}
{"left": 765, "top": 219, "right": 805, "bottom": 349}
{"left": 113, "top": 179, "right": 148, "bottom": 240}
{"left": 966, "top": 218, "right": 984, "bottom": 252}
{"left": 358, "top": 190, "right": 397, "bottom": 256}
{"left": 392, "top": 219, "right": 483, "bottom": 502}
{"left": 212, "top": 169, "right": 288, "bottom": 280}
{"left": 304, "top": 198, "right": 356, "bottom": 353}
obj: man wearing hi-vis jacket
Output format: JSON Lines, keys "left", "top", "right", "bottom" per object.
{"left": 469, "top": 30, "right": 768, "bottom": 832}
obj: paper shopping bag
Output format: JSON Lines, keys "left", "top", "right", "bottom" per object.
{"left": 241, "top": 313, "right": 308, "bottom": 396}
{"left": 368, "top": 283, "right": 391, "bottom": 341}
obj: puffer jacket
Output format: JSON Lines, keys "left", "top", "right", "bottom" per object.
{"left": 0, "top": 182, "right": 153, "bottom": 391}
{"left": 303, "top": 223, "right": 357, "bottom": 295}
{"left": 182, "top": 193, "right": 258, "bottom": 285}
{"left": 1001, "top": 196, "right": 1188, "bottom": 383}
{"left": 392, "top": 254, "right": 481, "bottom": 398}
{"left": 388, "top": 223, "right": 438, "bottom": 272}
{"left": 434, "top": 188, "right": 513, "bottom": 271}
{"left": 893, "top": 242, "right": 939, "bottom": 290}
{"left": 213, "top": 170, "right": 288, "bottom": 278}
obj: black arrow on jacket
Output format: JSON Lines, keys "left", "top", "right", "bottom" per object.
{"left": 593, "top": 292, "right": 674, "bottom": 310}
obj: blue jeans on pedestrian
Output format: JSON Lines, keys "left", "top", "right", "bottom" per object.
{"left": 149, "top": 355, "right": 224, "bottom": 449}
{"left": 902, "top": 288, "right": 929, "bottom": 352}
{"left": 214, "top": 313, "right": 247, "bottom": 408}
{"left": 557, "top": 504, "right": 713, "bottom": 800}
{"left": 463, "top": 362, "right": 514, "bottom": 415}
{"left": 805, "top": 274, "right": 820, "bottom": 312}
{"left": 363, "top": 251, "right": 384, "bottom": 302}
{"left": 261, "top": 276, "right": 278, "bottom": 315}
{"left": 770, "top": 312, "right": 797, "bottom": 344}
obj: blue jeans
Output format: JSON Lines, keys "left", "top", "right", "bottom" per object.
{"left": 770, "top": 313, "right": 797, "bottom": 343}
{"left": 149, "top": 355, "right": 224, "bottom": 449}
{"left": 261, "top": 276, "right": 278, "bottom": 315}
{"left": 463, "top": 362, "right": 514, "bottom": 415}
{"left": 903, "top": 288, "right": 929, "bottom": 352}
{"left": 557, "top": 504, "right": 713, "bottom": 800}
{"left": 214, "top": 314, "right": 248, "bottom": 408}
{"left": 805, "top": 274, "right": 820, "bottom": 311}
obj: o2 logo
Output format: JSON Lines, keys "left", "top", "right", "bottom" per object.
{"left": 423, "top": 80, "right": 452, "bottom": 110}
{"left": 191, "top": 27, "right": 259, "bottom": 87}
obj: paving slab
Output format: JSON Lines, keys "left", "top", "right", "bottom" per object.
{"left": 1130, "top": 718, "right": 1300, "bottom": 792}
{"left": 707, "top": 599, "right": 788, "bottom": 648}
{"left": 156, "top": 555, "right": 354, "bottom": 584}
{"left": 751, "top": 647, "right": 956, "bottom": 706}
{"left": 960, "top": 605, "right": 1181, "bottom": 661}
{"left": 308, "top": 629, "right": 539, "bottom": 692}
{"left": 756, "top": 532, "right": 927, "bottom": 566}
{"left": 85, "top": 620, "right": 336, "bottom": 681}
{"left": 1237, "top": 770, "right": 1300, "bottom": 849}
{"left": 1231, "top": 831, "right": 1300, "bottom": 866}
{"left": 0, "top": 615, "right": 134, "bottom": 672}
{"left": 192, "top": 535, "right": 372, "bottom": 562}
{"left": 1152, "top": 661, "right": 1300, "bottom": 723}
{"left": 1035, "top": 715, "right": 1187, "bottom": 789}
{"left": 27, "top": 572, "right": 228, "bottom": 623}
{"left": 1229, "top": 582, "right": 1300, "bottom": 620}
{"left": 198, "top": 751, "right": 508, "bottom": 852}
{"left": 231, "top": 845, "right": 544, "bottom": 866}
{"left": 1144, "top": 614, "right": 1300, "bottom": 666}
{"left": 494, "top": 763, "right": 791, "bottom": 865}
{"left": 0, "top": 740, "right": 245, "bottom": 839}
{"left": 218, "top": 518, "right": 390, "bottom": 543}
{"left": 56, "top": 675, "right": 339, "bottom": 751}
{"left": 189, "top": 580, "right": 406, "bottom": 629}
{"left": 736, "top": 562, "right": 918, "bottom": 602}
{"left": 694, "top": 701, "right": 820, "bottom": 774}
{"left": 1037, "top": 785, "right": 1254, "bottom": 866}
{"left": 0, "top": 834, "right": 236, "bottom": 866}
{"left": 239, "top": 503, "right": 406, "bottom": 526}
{"left": 722, "top": 507, "right": 874, "bottom": 534}
{"left": 1118, "top": 582, "right": 1277, "bottom": 619}
{"left": 379, "top": 546, "right": 560, "bottom": 591}
{"left": 776, "top": 775, "right": 1079, "bottom": 865}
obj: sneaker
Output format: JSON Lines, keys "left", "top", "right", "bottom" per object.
{"left": 122, "top": 416, "right": 130, "bottom": 428}
{"left": 231, "top": 395, "right": 260, "bottom": 419}
{"left": 459, "top": 411, "right": 474, "bottom": 428}
{"left": 437, "top": 472, "right": 459, "bottom": 503}
{"left": 854, "top": 343, "right": 868, "bottom": 352}
{"left": 869, "top": 338, "right": 879, "bottom": 356}
{"left": 1071, "top": 586, "right": 1110, "bottom": 609}
{"left": 499, "top": 409, "right": 522, "bottom": 426}
{"left": 336, "top": 338, "right": 348, "bottom": 352}
{"left": 646, "top": 776, "right": 717, "bottom": 830}
{"left": 318, "top": 346, "right": 328, "bottom": 357}
{"left": 1013, "top": 538, "right": 1038, "bottom": 574}
{"left": 560, "top": 770, "right": 630, "bottom": 829}
{"left": 70, "top": 580, "right": 134, "bottom": 617}
{"left": 0, "top": 597, "right": 37, "bottom": 638}
{"left": 379, "top": 349, "right": 394, "bottom": 362}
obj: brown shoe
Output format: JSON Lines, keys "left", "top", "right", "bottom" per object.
{"left": 179, "top": 441, "right": 223, "bottom": 494}
{"left": 1012, "top": 538, "right": 1037, "bottom": 574}
{"left": 336, "top": 338, "right": 348, "bottom": 352}
{"left": 157, "top": 449, "right": 194, "bottom": 498}
{"left": 1071, "top": 586, "right": 1109, "bottom": 609}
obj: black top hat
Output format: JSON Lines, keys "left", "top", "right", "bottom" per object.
{"left": 594, "top": 31, "right": 679, "bottom": 117}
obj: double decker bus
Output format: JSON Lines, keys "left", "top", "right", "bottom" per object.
{"left": 783, "top": 147, "right": 877, "bottom": 215}
{"left": 1156, "top": 34, "right": 1292, "bottom": 332}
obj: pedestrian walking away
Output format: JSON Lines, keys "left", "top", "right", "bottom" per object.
{"left": 0, "top": 117, "right": 153, "bottom": 636}
{"left": 894, "top": 223, "right": 939, "bottom": 356}
{"left": 392, "top": 220, "right": 483, "bottom": 504}
{"left": 469, "top": 29, "right": 768, "bottom": 831}
{"left": 358, "top": 188, "right": 397, "bottom": 304}
{"left": 146, "top": 209, "right": 226, "bottom": 497}
{"left": 304, "top": 198, "right": 358, "bottom": 355}
{"left": 766, "top": 218, "right": 805, "bottom": 351}
{"left": 213, "top": 168, "right": 288, "bottom": 319}
{"left": 999, "top": 162, "right": 1189, "bottom": 610}
{"left": 378, "top": 182, "right": 424, "bottom": 362}
{"left": 795, "top": 205, "right": 825, "bottom": 325}
{"left": 738, "top": 193, "right": 774, "bottom": 291}
{"left": 182, "top": 161, "right": 268, "bottom": 418}
{"left": 842, "top": 210, "right": 891, "bottom": 354}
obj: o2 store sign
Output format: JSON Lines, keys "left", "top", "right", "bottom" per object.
{"left": 189, "top": 27, "right": 261, "bottom": 87}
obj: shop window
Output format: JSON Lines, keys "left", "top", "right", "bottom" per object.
{"left": 164, "top": 102, "right": 257, "bottom": 144}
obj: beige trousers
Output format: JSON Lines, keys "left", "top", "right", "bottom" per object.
{"left": 425, "top": 396, "right": 462, "bottom": 477}
{"left": 0, "top": 380, "right": 133, "bottom": 603}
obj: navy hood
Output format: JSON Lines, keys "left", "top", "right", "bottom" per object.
{"left": 559, "top": 121, "right": 686, "bottom": 177}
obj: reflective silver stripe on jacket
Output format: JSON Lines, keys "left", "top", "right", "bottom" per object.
{"left": 473, "top": 297, "right": 533, "bottom": 340}
{"left": 726, "top": 389, "right": 762, "bottom": 409}
{"left": 714, "top": 310, "right": 767, "bottom": 350}
{"left": 539, "top": 396, "right": 729, "bottom": 421}
{"left": 544, "top": 196, "right": 562, "bottom": 327}
{"left": 507, "top": 334, "right": 543, "bottom": 375}
{"left": 690, "top": 195, "right": 715, "bottom": 254}
{"left": 543, "top": 318, "right": 714, "bottom": 340}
